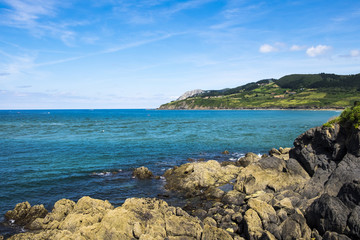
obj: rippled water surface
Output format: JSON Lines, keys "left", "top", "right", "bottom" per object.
{"left": 0, "top": 109, "right": 339, "bottom": 233}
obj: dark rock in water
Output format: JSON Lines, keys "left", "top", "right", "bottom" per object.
{"left": 132, "top": 166, "right": 153, "bottom": 179}
{"left": 5, "top": 202, "right": 48, "bottom": 227}
{"left": 306, "top": 194, "right": 350, "bottom": 235}
{"left": 222, "top": 150, "right": 230, "bottom": 154}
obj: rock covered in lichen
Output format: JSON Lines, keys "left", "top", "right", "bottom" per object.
{"left": 7, "top": 196, "right": 233, "bottom": 240}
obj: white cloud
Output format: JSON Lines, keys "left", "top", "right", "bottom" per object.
{"left": 350, "top": 49, "right": 360, "bottom": 57}
{"left": 306, "top": 45, "right": 332, "bottom": 57}
{"left": 259, "top": 44, "right": 278, "bottom": 53}
{"left": 290, "top": 45, "right": 306, "bottom": 51}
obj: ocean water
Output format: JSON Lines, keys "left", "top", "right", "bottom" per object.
{"left": 0, "top": 109, "right": 339, "bottom": 235}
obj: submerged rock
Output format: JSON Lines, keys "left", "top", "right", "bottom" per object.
{"left": 132, "top": 166, "right": 153, "bottom": 179}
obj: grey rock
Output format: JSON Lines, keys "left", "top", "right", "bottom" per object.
{"left": 306, "top": 194, "right": 350, "bottom": 235}
{"left": 289, "top": 124, "right": 347, "bottom": 176}
{"left": 322, "top": 231, "right": 352, "bottom": 240}
{"left": 347, "top": 205, "right": 360, "bottom": 239}
{"left": 337, "top": 181, "right": 360, "bottom": 208}
{"left": 177, "top": 89, "right": 204, "bottom": 101}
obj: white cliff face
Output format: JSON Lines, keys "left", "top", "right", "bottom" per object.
{"left": 177, "top": 89, "right": 204, "bottom": 101}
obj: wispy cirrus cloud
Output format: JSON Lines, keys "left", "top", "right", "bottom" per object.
{"left": 35, "top": 32, "right": 185, "bottom": 67}
{"left": 0, "top": 0, "right": 80, "bottom": 46}
{"left": 290, "top": 45, "right": 307, "bottom": 51}
{"left": 163, "top": 0, "right": 216, "bottom": 15}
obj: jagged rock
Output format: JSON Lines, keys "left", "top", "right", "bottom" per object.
{"left": 279, "top": 211, "right": 311, "bottom": 240}
{"left": 289, "top": 124, "right": 347, "bottom": 177}
{"left": 234, "top": 157, "right": 310, "bottom": 195}
{"left": 323, "top": 153, "right": 360, "bottom": 197}
{"left": 164, "top": 160, "right": 240, "bottom": 195}
{"left": 269, "top": 147, "right": 290, "bottom": 160}
{"left": 177, "top": 89, "right": 204, "bottom": 101}
{"left": 345, "top": 127, "right": 360, "bottom": 157}
{"left": 337, "top": 181, "right": 360, "bottom": 208}
{"left": 247, "top": 198, "right": 278, "bottom": 229}
{"left": 132, "top": 166, "right": 153, "bottom": 179}
{"left": 236, "top": 152, "right": 260, "bottom": 167}
{"left": 306, "top": 194, "right": 350, "bottom": 235}
{"left": 5, "top": 201, "right": 48, "bottom": 227}
{"left": 322, "top": 231, "right": 352, "bottom": 240}
{"left": 347, "top": 205, "right": 360, "bottom": 239}
{"left": 244, "top": 209, "right": 264, "bottom": 240}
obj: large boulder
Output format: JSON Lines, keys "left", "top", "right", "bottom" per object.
{"left": 306, "top": 194, "right": 351, "bottom": 235}
{"left": 236, "top": 152, "right": 260, "bottom": 167}
{"left": 234, "top": 157, "right": 310, "bottom": 195}
{"left": 164, "top": 160, "right": 241, "bottom": 195}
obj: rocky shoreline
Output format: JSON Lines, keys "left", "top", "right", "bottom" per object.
{"left": 2, "top": 108, "right": 360, "bottom": 239}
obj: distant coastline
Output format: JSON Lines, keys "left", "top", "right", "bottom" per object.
{"left": 157, "top": 106, "right": 345, "bottom": 111}
{"left": 159, "top": 73, "right": 360, "bottom": 110}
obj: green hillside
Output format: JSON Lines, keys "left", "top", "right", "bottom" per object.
{"left": 159, "top": 73, "right": 360, "bottom": 110}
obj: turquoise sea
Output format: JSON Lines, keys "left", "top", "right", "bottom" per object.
{"left": 0, "top": 109, "right": 339, "bottom": 235}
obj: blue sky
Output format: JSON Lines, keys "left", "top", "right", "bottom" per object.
{"left": 0, "top": 0, "right": 359, "bottom": 109}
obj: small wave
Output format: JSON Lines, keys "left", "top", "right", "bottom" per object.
{"left": 90, "top": 169, "right": 122, "bottom": 177}
{"left": 91, "top": 172, "right": 111, "bottom": 177}
{"left": 231, "top": 152, "right": 245, "bottom": 158}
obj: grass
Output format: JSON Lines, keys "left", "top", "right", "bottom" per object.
{"left": 323, "top": 102, "right": 360, "bottom": 129}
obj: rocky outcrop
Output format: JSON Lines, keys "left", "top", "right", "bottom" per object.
{"left": 164, "top": 160, "right": 241, "bottom": 196}
{"left": 132, "top": 166, "right": 153, "bottom": 179}
{"left": 5, "top": 202, "right": 48, "bottom": 227}
{"left": 177, "top": 89, "right": 204, "bottom": 101}
{"left": 234, "top": 157, "right": 310, "bottom": 195}
{"left": 290, "top": 121, "right": 360, "bottom": 239}
{"left": 7, "top": 196, "right": 234, "bottom": 240}
{"left": 268, "top": 147, "right": 291, "bottom": 160}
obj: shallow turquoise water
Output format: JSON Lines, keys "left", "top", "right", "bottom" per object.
{"left": 0, "top": 109, "right": 339, "bottom": 230}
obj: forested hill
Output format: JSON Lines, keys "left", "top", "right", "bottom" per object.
{"left": 159, "top": 73, "right": 360, "bottom": 110}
